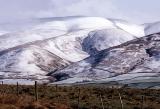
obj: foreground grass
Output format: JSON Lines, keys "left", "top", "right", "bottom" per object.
{"left": 0, "top": 84, "right": 160, "bottom": 109}
{"left": 0, "top": 93, "right": 69, "bottom": 109}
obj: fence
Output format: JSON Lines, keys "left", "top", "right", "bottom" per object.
{"left": 0, "top": 81, "right": 159, "bottom": 109}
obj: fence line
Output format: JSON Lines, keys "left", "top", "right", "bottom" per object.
{"left": 0, "top": 80, "right": 158, "bottom": 109}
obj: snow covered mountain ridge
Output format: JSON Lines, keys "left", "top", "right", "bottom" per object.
{"left": 0, "top": 16, "right": 160, "bottom": 87}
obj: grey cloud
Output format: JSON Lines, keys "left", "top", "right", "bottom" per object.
{"left": 0, "top": 0, "right": 51, "bottom": 22}
{"left": 0, "top": 0, "right": 160, "bottom": 24}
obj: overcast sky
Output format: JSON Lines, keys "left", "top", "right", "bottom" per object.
{"left": 0, "top": 0, "right": 160, "bottom": 24}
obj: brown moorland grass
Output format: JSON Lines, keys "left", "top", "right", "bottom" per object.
{"left": 0, "top": 84, "right": 159, "bottom": 109}
{"left": 0, "top": 93, "right": 70, "bottom": 109}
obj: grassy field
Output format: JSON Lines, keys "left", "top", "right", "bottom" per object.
{"left": 0, "top": 83, "right": 159, "bottom": 109}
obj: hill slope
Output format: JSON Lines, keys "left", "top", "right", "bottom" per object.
{"left": 52, "top": 33, "right": 160, "bottom": 88}
{"left": 0, "top": 16, "right": 160, "bottom": 86}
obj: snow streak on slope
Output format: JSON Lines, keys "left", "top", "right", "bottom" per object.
{"left": 82, "top": 29, "right": 135, "bottom": 55}
{"left": 112, "top": 19, "right": 145, "bottom": 37}
{"left": 39, "top": 30, "right": 90, "bottom": 62}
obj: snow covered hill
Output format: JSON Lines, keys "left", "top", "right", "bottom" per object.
{"left": 0, "top": 16, "right": 160, "bottom": 86}
{"left": 144, "top": 21, "right": 160, "bottom": 35}
{"left": 0, "top": 46, "right": 70, "bottom": 81}
{"left": 52, "top": 33, "right": 160, "bottom": 88}
{"left": 0, "top": 17, "right": 145, "bottom": 51}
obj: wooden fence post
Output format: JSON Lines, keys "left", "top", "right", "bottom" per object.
{"left": 55, "top": 84, "right": 58, "bottom": 92}
{"left": 118, "top": 91, "right": 124, "bottom": 109}
{"left": 16, "top": 82, "right": 19, "bottom": 96}
{"left": 111, "top": 86, "right": 114, "bottom": 109}
{"left": 100, "top": 94, "right": 105, "bottom": 109}
{"left": 0, "top": 81, "right": 3, "bottom": 94}
{"left": 141, "top": 89, "right": 146, "bottom": 109}
{"left": 35, "top": 81, "right": 38, "bottom": 101}
{"left": 77, "top": 88, "right": 81, "bottom": 109}
{"left": 141, "top": 95, "right": 144, "bottom": 109}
